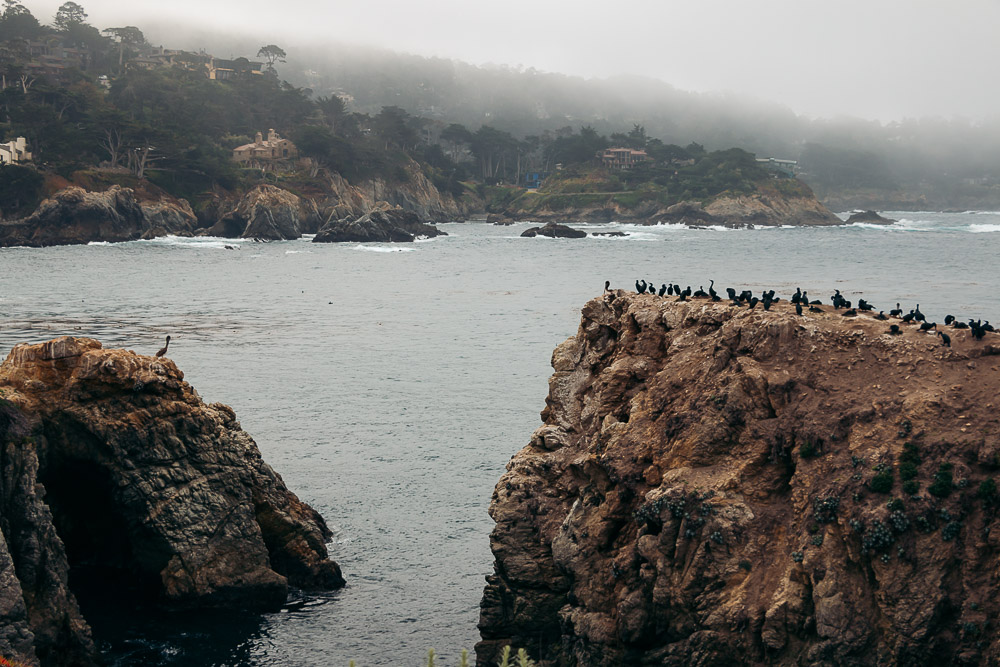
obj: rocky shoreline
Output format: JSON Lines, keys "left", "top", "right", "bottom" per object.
{"left": 0, "top": 337, "right": 342, "bottom": 666}
{"left": 477, "top": 292, "right": 1000, "bottom": 665}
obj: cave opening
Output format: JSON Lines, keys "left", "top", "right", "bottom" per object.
{"left": 40, "top": 457, "right": 163, "bottom": 616}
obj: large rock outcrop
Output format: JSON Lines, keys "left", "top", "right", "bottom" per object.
{"left": 478, "top": 293, "right": 1000, "bottom": 666}
{"left": 0, "top": 337, "right": 343, "bottom": 666}
{"left": 0, "top": 186, "right": 196, "bottom": 247}
{"left": 313, "top": 206, "right": 446, "bottom": 243}
{"left": 207, "top": 184, "right": 312, "bottom": 240}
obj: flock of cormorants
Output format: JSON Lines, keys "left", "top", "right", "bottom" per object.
{"left": 608, "top": 279, "right": 996, "bottom": 348}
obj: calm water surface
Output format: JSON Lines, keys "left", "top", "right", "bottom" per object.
{"left": 0, "top": 212, "right": 998, "bottom": 665}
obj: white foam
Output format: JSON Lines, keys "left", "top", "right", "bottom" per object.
{"left": 970, "top": 223, "right": 1000, "bottom": 233}
{"left": 285, "top": 250, "right": 312, "bottom": 254}
{"left": 352, "top": 244, "right": 414, "bottom": 253}
{"left": 86, "top": 241, "right": 112, "bottom": 246}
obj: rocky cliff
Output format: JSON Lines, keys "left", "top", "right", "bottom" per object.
{"left": 0, "top": 337, "right": 343, "bottom": 666}
{"left": 503, "top": 180, "right": 841, "bottom": 227}
{"left": 478, "top": 293, "right": 1000, "bottom": 666}
{"left": 313, "top": 205, "right": 447, "bottom": 243}
{"left": 0, "top": 186, "right": 197, "bottom": 247}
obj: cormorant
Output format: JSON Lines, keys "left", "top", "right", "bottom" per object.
{"left": 792, "top": 288, "right": 802, "bottom": 304}
{"left": 985, "top": 322, "right": 995, "bottom": 332}
{"left": 795, "top": 302, "right": 803, "bottom": 316}
{"left": 938, "top": 331, "right": 951, "bottom": 347}
{"left": 842, "top": 308, "right": 857, "bottom": 317}
{"left": 636, "top": 280, "right": 646, "bottom": 293}
{"left": 604, "top": 280, "right": 611, "bottom": 292}
{"left": 919, "top": 322, "right": 937, "bottom": 331}
{"left": 708, "top": 280, "right": 719, "bottom": 301}
{"left": 693, "top": 285, "right": 708, "bottom": 298}
{"left": 659, "top": 284, "right": 667, "bottom": 297}
{"left": 748, "top": 296, "right": 759, "bottom": 310}
{"left": 726, "top": 287, "right": 737, "bottom": 301}
{"left": 888, "top": 325, "right": 902, "bottom": 335}
{"left": 952, "top": 321, "right": 969, "bottom": 329}
{"left": 667, "top": 284, "right": 674, "bottom": 296}
{"left": 944, "top": 314, "right": 955, "bottom": 325}
{"left": 890, "top": 303, "right": 902, "bottom": 318}
{"left": 874, "top": 311, "right": 888, "bottom": 321}
{"left": 155, "top": 335, "right": 171, "bottom": 358}
{"left": 809, "top": 305, "right": 824, "bottom": 313}
{"left": 914, "top": 305, "right": 925, "bottom": 322}
{"left": 902, "top": 312, "right": 915, "bottom": 323}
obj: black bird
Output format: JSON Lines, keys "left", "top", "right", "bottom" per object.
{"left": 952, "top": 320, "right": 969, "bottom": 329}
{"left": 874, "top": 311, "right": 888, "bottom": 321}
{"left": 888, "top": 325, "right": 902, "bottom": 335}
{"left": 683, "top": 286, "right": 693, "bottom": 298}
{"left": 809, "top": 305, "right": 824, "bottom": 313}
{"left": 985, "top": 321, "right": 995, "bottom": 332}
{"left": 636, "top": 280, "right": 646, "bottom": 293}
{"left": 842, "top": 308, "right": 857, "bottom": 317}
{"left": 667, "top": 284, "right": 674, "bottom": 296}
{"left": 902, "top": 311, "right": 916, "bottom": 323}
{"left": 795, "top": 302, "right": 803, "bottom": 316}
{"left": 810, "top": 299, "right": 822, "bottom": 305}
{"left": 890, "top": 303, "right": 903, "bottom": 318}
{"left": 944, "top": 314, "right": 955, "bottom": 325}
{"left": 677, "top": 291, "right": 687, "bottom": 302}
{"left": 659, "top": 284, "right": 667, "bottom": 297}
{"left": 693, "top": 285, "right": 708, "bottom": 298}
{"left": 726, "top": 287, "right": 737, "bottom": 301}
{"left": 914, "top": 305, "right": 925, "bottom": 322}
{"left": 792, "top": 287, "right": 802, "bottom": 304}
{"left": 858, "top": 298, "right": 874, "bottom": 312}
{"left": 674, "top": 284, "right": 682, "bottom": 296}
{"left": 155, "top": 335, "right": 171, "bottom": 358}
{"left": 971, "top": 320, "right": 986, "bottom": 341}
{"left": 708, "top": 280, "right": 719, "bottom": 301}
{"left": 748, "top": 296, "right": 759, "bottom": 310}
{"left": 604, "top": 280, "right": 611, "bottom": 292}
{"left": 919, "top": 321, "right": 937, "bottom": 331}
{"left": 938, "top": 331, "right": 951, "bottom": 347}
{"left": 798, "top": 290, "right": 807, "bottom": 304}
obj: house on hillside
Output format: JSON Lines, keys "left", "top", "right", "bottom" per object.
{"left": 0, "top": 137, "right": 31, "bottom": 165}
{"left": 232, "top": 130, "right": 298, "bottom": 166}
{"left": 756, "top": 157, "right": 798, "bottom": 178}
{"left": 597, "top": 147, "right": 649, "bottom": 170}
{"left": 207, "top": 57, "right": 264, "bottom": 81}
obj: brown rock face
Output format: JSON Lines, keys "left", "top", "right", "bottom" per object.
{"left": 0, "top": 337, "right": 343, "bottom": 665}
{"left": 0, "top": 186, "right": 197, "bottom": 247}
{"left": 208, "top": 184, "right": 307, "bottom": 239}
{"left": 477, "top": 293, "right": 1000, "bottom": 666}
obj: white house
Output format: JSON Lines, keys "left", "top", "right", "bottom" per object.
{"left": 0, "top": 137, "right": 31, "bottom": 165}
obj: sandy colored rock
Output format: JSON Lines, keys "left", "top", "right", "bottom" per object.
{"left": 477, "top": 292, "right": 1000, "bottom": 666}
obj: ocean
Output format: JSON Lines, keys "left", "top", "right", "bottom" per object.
{"left": 1, "top": 212, "right": 998, "bottom": 665}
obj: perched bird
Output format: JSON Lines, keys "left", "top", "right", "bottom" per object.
{"left": 888, "top": 325, "right": 902, "bottom": 335}
{"left": 938, "top": 331, "right": 951, "bottom": 347}
{"left": 636, "top": 279, "right": 645, "bottom": 293}
{"left": 913, "top": 305, "right": 925, "bottom": 322}
{"left": 842, "top": 308, "right": 857, "bottom": 317}
{"left": 919, "top": 321, "right": 937, "bottom": 331}
{"left": 809, "top": 305, "right": 824, "bottom": 313}
{"left": 944, "top": 314, "right": 955, "bottom": 326}
{"left": 658, "top": 284, "right": 667, "bottom": 297}
{"left": 874, "top": 311, "right": 888, "bottom": 321}
{"left": 890, "top": 303, "right": 903, "bottom": 318}
{"left": 708, "top": 280, "right": 719, "bottom": 301}
{"left": 155, "top": 335, "right": 171, "bottom": 358}
{"left": 795, "top": 302, "right": 803, "bottom": 316}
{"left": 604, "top": 280, "right": 611, "bottom": 292}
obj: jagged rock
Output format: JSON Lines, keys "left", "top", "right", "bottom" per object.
{"left": 207, "top": 185, "right": 305, "bottom": 240}
{"left": 520, "top": 222, "right": 587, "bottom": 238}
{"left": 0, "top": 187, "right": 139, "bottom": 247}
{"left": 312, "top": 207, "right": 446, "bottom": 243}
{"left": 846, "top": 210, "right": 897, "bottom": 225}
{"left": 0, "top": 337, "right": 344, "bottom": 664}
{"left": 486, "top": 213, "right": 516, "bottom": 226}
{"left": 0, "top": 186, "right": 201, "bottom": 247}
{"left": 592, "top": 231, "right": 629, "bottom": 237}
{"left": 139, "top": 198, "right": 198, "bottom": 239}
{"left": 477, "top": 293, "right": 1000, "bottom": 666}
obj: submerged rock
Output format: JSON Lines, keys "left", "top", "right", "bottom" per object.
{"left": 312, "top": 207, "right": 446, "bottom": 243}
{"left": 846, "top": 210, "right": 897, "bottom": 225}
{"left": 519, "top": 222, "right": 587, "bottom": 238}
{"left": 0, "top": 337, "right": 343, "bottom": 665}
{"left": 478, "top": 292, "right": 1000, "bottom": 665}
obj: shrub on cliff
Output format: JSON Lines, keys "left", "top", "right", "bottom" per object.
{"left": 929, "top": 463, "right": 954, "bottom": 498}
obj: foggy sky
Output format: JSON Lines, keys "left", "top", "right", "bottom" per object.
{"left": 29, "top": 0, "right": 1000, "bottom": 122}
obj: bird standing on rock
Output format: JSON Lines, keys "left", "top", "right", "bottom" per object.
{"left": 155, "top": 336, "right": 171, "bottom": 358}
{"left": 938, "top": 331, "right": 951, "bottom": 347}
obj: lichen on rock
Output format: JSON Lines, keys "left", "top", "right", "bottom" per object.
{"left": 477, "top": 292, "right": 1000, "bottom": 666}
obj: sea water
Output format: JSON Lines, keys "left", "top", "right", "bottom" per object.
{"left": 0, "top": 212, "right": 998, "bottom": 665}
